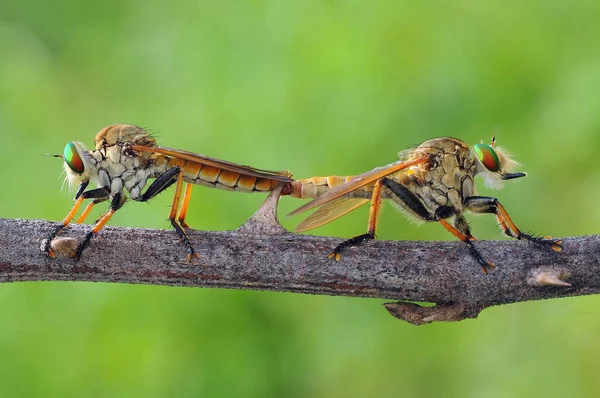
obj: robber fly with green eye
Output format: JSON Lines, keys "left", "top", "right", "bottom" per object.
{"left": 44, "top": 124, "right": 292, "bottom": 260}
{"left": 288, "top": 136, "right": 563, "bottom": 273}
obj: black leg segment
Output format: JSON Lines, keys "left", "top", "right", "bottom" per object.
{"left": 74, "top": 181, "right": 89, "bottom": 199}
{"left": 139, "top": 166, "right": 181, "bottom": 202}
{"left": 328, "top": 178, "right": 435, "bottom": 261}
{"left": 80, "top": 187, "right": 112, "bottom": 200}
{"left": 170, "top": 219, "right": 198, "bottom": 261}
{"left": 328, "top": 232, "right": 375, "bottom": 261}
{"left": 381, "top": 178, "right": 433, "bottom": 220}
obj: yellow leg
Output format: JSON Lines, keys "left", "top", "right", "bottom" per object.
{"left": 495, "top": 203, "right": 562, "bottom": 252}
{"left": 169, "top": 172, "right": 199, "bottom": 262}
{"left": 439, "top": 219, "right": 495, "bottom": 274}
{"left": 91, "top": 208, "right": 117, "bottom": 234}
{"left": 169, "top": 171, "right": 185, "bottom": 220}
{"left": 367, "top": 179, "right": 383, "bottom": 237}
{"left": 62, "top": 196, "right": 85, "bottom": 226}
{"left": 76, "top": 202, "right": 96, "bottom": 223}
{"left": 328, "top": 180, "right": 384, "bottom": 261}
{"left": 177, "top": 183, "right": 193, "bottom": 229}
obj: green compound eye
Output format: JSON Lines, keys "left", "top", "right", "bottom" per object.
{"left": 64, "top": 142, "right": 85, "bottom": 173}
{"left": 474, "top": 143, "right": 500, "bottom": 172}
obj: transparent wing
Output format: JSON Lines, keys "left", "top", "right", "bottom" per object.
{"left": 295, "top": 198, "right": 370, "bottom": 232}
{"left": 288, "top": 155, "right": 428, "bottom": 216}
{"left": 131, "top": 144, "right": 293, "bottom": 182}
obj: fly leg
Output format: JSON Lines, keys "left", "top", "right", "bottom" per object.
{"left": 75, "top": 192, "right": 125, "bottom": 259}
{"left": 328, "top": 179, "right": 384, "bottom": 261}
{"left": 44, "top": 183, "right": 110, "bottom": 258}
{"left": 137, "top": 166, "right": 199, "bottom": 261}
{"left": 464, "top": 196, "right": 563, "bottom": 252}
{"left": 438, "top": 215, "right": 495, "bottom": 274}
{"left": 168, "top": 171, "right": 200, "bottom": 262}
{"left": 75, "top": 197, "right": 109, "bottom": 224}
{"left": 383, "top": 179, "right": 494, "bottom": 273}
{"left": 177, "top": 183, "right": 193, "bottom": 229}
{"left": 139, "top": 166, "right": 180, "bottom": 201}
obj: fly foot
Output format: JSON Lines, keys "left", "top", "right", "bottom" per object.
{"left": 327, "top": 233, "right": 374, "bottom": 261}
{"left": 542, "top": 236, "right": 563, "bottom": 252}
{"left": 521, "top": 233, "right": 563, "bottom": 252}
{"left": 480, "top": 261, "right": 495, "bottom": 275}
{"left": 185, "top": 248, "right": 201, "bottom": 263}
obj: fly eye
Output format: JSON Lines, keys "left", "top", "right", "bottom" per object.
{"left": 64, "top": 142, "right": 85, "bottom": 173}
{"left": 474, "top": 143, "right": 500, "bottom": 172}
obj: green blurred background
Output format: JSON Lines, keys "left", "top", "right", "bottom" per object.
{"left": 1, "top": 0, "right": 600, "bottom": 396}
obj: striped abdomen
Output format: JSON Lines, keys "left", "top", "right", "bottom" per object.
{"left": 166, "top": 157, "right": 286, "bottom": 193}
{"left": 288, "top": 171, "right": 417, "bottom": 200}
{"left": 289, "top": 175, "right": 374, "bottom": 199}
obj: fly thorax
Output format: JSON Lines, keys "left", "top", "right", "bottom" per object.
{"left": 104, "top": 146, "right": 123, "bottom": 164}
{"left": 125, "top": 161, "right": 169, "bottom": 200}
{"left": 100, "top": 144, "right": 142, "bottom": 169}
{"left": 103, "top": 160, "right": 127, "bottom": 179}
{"left": 94, "top": 124, "right": 155, "bottom": 154}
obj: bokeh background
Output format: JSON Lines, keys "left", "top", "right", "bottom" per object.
{"left": 1, "top": 1, "right": 600, "bottom": 396}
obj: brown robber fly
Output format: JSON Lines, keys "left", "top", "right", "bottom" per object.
{"left": 44, "top": 124, "right": 292, "bottom": 260}
{"left": 288, "top": 136, "right": 563, "bottom": 273}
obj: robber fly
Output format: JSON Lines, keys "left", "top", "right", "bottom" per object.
{"left": 44, "top": 124, "right": 292, "bottom": 260}
{"left": 288, "top": 137, "right": 562, "bottom": 273}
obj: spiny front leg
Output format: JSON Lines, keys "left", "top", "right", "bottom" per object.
{"left": 328, "top": 179, "right": 384, "bottom": 261}
{"left": 464, "top": 196, "right": 562, "bottom": 252}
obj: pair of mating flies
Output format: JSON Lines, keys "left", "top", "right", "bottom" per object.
{"left": 44, "top": 124, "right": 562, "bottom": 273}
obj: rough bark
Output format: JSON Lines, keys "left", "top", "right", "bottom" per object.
{"left": 0, "top": 189, "right": 596, "bottom": 325}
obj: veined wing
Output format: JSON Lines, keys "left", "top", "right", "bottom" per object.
{"left": 288, "top": 155, "right": 429, "bottom": 216}
{"left": 131, "top": 145, "right": 292, "bottom": 182}
{"left": 295, "top": 198, "right": 370, "bottom": 232}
